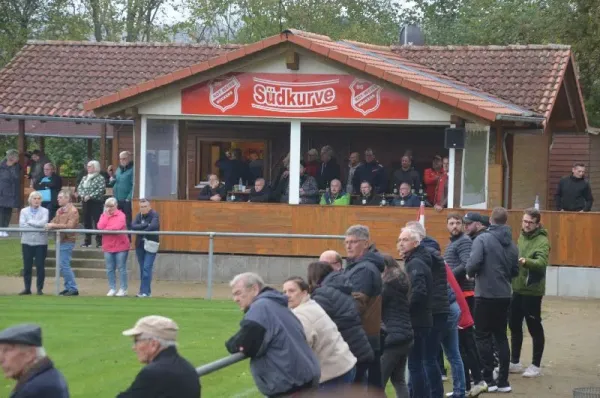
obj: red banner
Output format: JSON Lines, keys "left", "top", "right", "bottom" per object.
{"left": 181, "top": 73, "right": 409, "bottom": 119}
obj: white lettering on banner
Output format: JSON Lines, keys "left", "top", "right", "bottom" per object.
{"left": 251, "top": 77, "right": 339, "bottom": 113}
{"left": 209, "top": 76, "right": 241, "bottom": 112}
{"left": 350, "top": 78, "right": 382, "bottom": 116}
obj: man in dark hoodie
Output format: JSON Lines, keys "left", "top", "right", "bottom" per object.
{"left": 406, "top": 221, "right": 449, "bottom": 398}
{"left": 466, "top": 207, "right": 519, "bottom": 393}
{"left": 343, "top": 224, "right": 385, "bottom": 389}
{"left": 352, "top": 148, "right": 386, "bottom": 194}
{"left": 226, "top": 272, "right": 320, "bottom": 397}
{"left": 555, "top": 162, "right": 594, "bottom": 211}
{"left": 397, "top": 226, "right": 433, "bottom": 398}
{"left": 390, "top": 154, "right": 421, "bottom": 193}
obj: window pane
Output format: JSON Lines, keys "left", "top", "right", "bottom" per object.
{"left": 462, "top": 126, "right": 488, "bottom": 206}
{"left": 145, "top": 119, "right": 178, "bottom": 199}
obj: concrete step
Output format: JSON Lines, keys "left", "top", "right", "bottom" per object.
{"left": 25, "top": 268, "right": 108, "bottom": 279}
{"left": 47, "top": 248, "right": 105, "bottom": 260}
{"left": 45, "top": 258, "right": 106, "bottom": 270}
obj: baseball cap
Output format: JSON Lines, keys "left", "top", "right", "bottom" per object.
{"left": 122, "top": 315, "right": 179, "bottom": 341}
{"left": 463, "top": 212, "right": 484, "bottom": 224}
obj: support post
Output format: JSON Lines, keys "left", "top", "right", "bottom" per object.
{"left": 86, "top": 138, "right": 93, "bottom": 161}
{"left": 177, "top": 121, "right": 188, "bottom": 199}
{"left": 288, "top": 121, "right": 301, "bottom": 205}
{"left": 448, "top": 148, "right": 455, "bottom": 209}
{"left": 18, "top": 120, "right": 26, "bottom": 204}
{"left": 55, "top": 231, "right": 61, "bottom": 296}
{"left": 138, "top": 116, "right": 146, "bottom": 198}
{"left": 112, "top": 126, "right": 120, "bottom": 170}
{"left": 99, "top": 124, "right": 107, "bottom": 169}
{"left": 206, "top": 233, "right": 215, "bottom": 300}
{"left": 38, "top": 137, "right": 45, "bottom": 153}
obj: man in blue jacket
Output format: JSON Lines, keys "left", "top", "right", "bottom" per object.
{"left": 352, "top": 148, "right": 387, "bottom": 194}
{"left": 0, "top": 324, "right": 69, "bottom": 398}
{"left": 226, "top": 272, "right": 320, "bottom": 397}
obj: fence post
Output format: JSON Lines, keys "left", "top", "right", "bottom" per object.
{"left": 55, "top": 231, "right": 61, "bottom": 296}
{"left": 206, "top": 232, "right": 215, "bottom": 300}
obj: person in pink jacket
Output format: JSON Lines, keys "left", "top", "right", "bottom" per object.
{"left": 98, "top": 197, "right": 130, "bottom": 297}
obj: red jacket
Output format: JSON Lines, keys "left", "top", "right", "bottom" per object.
{"left": 423, "top": 168, "right": 444, "bottom": 203}
{"left": 445, "top": 263, "right": 474, "bottom": 329}
{"left": 97, "top": 209, "right": 130, "bottom": 253}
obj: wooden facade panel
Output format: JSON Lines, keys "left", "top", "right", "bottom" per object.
{"left": 488, "top": 164, "right": 503, "bottom": 208}
{"left": 589, "top": 134, "right": 600, "bottom": 211}
{"left": 144, "top": 201, "right": 600, "bottom": 267}
{"left": 548, "top": 133, "right": 590, "bottom": 211}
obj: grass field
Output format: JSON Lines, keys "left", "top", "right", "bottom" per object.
{"left": 0, "top": 296, "right": 262, "bottom": 398}
{"left": 0, "top": 238, "right": 24, "bottom": 276}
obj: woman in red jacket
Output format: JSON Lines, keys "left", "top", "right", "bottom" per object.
{"left": 98, "top": 197, "right": 130, "bottom": 297}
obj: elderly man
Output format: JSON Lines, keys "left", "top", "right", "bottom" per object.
{"left": 320, "top": 179, "right": 350, "bottom": 206}
{"left": 353, "top": 181, "right": 382, "bottom": 206}
{"left": 0, "top": 149, "right": 21, "bottom": 237}
{"left": 198, "top": 174, "right": 226, "bottom": 201}
{"left": 397, "top": 227, "right": 432, "bottom": 398}
{"left": 317, "top": 145, "right": 341, "bottom": 190}
{"left": 466, "top": 207, "right": 519, "bottom": 393}
{"left": 226, "top": 272, "right": 320, "bottom": 397}
{"left": 392, "top": 182, "right": 420, "bottom": 207}
{"left": 109, "top": 151, "right": 134, "bottom": 229}
{"left": 319, "top": 250, "right": 344, "bottom": 271}
{"left": 118, "top": 315, "right": 200, "bottom": 397}
{"left": 346, "top": 152, "right": 362, "bottom": 195}
{"left": 0, "top": 324, "right": 69, "bottom": 397}
{"left": 343, "top": 225, "right": 384, "bottom": 388}
{"left": 248, "top": 178, "right": 271, "bottom": 203}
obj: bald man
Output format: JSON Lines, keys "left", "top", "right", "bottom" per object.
{"left": 319, "top": 250, "right": 343, "bottom": 271}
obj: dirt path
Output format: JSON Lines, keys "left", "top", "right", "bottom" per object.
{"left": 0, "top": 276, "right": 599, "bottom": 396}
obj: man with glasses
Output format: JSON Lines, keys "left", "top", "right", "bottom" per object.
{"left": 118, "top": 315, "right": 200, "bottom": 397}
{"left": 319, "top": 250, "right": 343, "bottom": 271}
{"left": 343, "top": 225, "right": 385, "bottom": 390}
{"left": 109, "top": 151, "right": 134, "bottom": 230}
{"left": 509, "top": 208, "right": 550, "bottom": 378}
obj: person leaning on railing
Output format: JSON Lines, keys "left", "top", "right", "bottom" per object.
{"left": 131, "top": 199, "right": 160, "bottom": 298}
{"left": 77, "top": 160, "right": 106, "bottom": 248}
{"left": 18, "top": 191, "right": 49, "bottom": 296}
{"left": 97, "top": 197, "right": 129, "bottom": 298}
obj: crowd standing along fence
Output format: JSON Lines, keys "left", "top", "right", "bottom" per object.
{"left": 0, "top": 228, "right": 345, "bottom": 299}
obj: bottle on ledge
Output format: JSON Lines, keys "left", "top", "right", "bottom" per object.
{"left": 238, "top": 177, "right": 243, "bottom": 192}
{"left": 400, "top": 198, "right": 405, "bottom": 207}
{"left": 380, "top": 195, "right": 387, "bottom": 206}
{"left": 230, "top": 191, "right": 236, "bottom": 202}
{"left": 326, "top": 181, "right": 330, "bottom": 193}
{"left": 534, "top": 194, "right": 540, "bottom": 210}
{"left": 393, "top": 184, "right": 398, "bottom": 195}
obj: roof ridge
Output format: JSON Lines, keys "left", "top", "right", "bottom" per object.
{"left": 283, "top": 29, "right": 332, "bottom": 42}
{"left": 340, "top": 39, "right": 392, "bottom": 53}
{"left": 391, "top": 43, "right": 572, "bottom": 51}
{"left": 25, "top": 39, "right": 242, "bottom": 49}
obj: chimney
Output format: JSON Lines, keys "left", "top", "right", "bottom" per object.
{"left": 399, "top": 24, "right": 425, "bottom": 46}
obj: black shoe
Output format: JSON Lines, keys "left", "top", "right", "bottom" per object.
{"left": 96, "top": 243, "right": 102, "bottom": 248}
{"left": 80, "top": 244, "right": 91, "bottom": 248}
{"left": 18, "top": 290, "right": 31, "bottom": 295}
{"left": 59, "top": 289, "right": 68, "bottom": 296}
{"left": 37, "top": 291, "right": 44, "bottom": 296}
{"left": 63, "top": 290, "right": 79, "bottom": 296}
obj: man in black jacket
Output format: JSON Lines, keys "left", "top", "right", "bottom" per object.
{"left": 198, "top": 174, "right": 226, "bottom": 202}
{"left": 248, "top": 178, "right": 271, "bottom": 203}
{"left": 352, "top": 148, "right": 386, "bottom": 194}
{"left": 317, "top": 145, "right": 341, "bottom": 190}
{"left": 352, "top": 181, "right": 383, "bottom": 206}
{"left": 555, "top": 162, "right": 594, "bottom": 211}
{"left": 463, "top": 212, "right": 487, "bottom": 240}
{"left": 390, "top": 154, "right": 421, "bottom": 193}
{"left": 397, "top": 227, "right": 433, "bottom": 398}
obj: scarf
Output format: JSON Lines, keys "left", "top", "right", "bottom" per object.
{"left": 83, "top": 173, "right": 98, "bottom": 188}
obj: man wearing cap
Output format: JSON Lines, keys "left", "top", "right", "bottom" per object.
{"left": 226, "top": 272, "right": 320, "bottom": 397}
{"left": 118, "top": 315, "right": 200, "bottom": 398}
{"left": 0, "top": 324, "right": 69, "bottom": 398}
{"left": 463, "top": 212, "right": 488, "bottom": 240}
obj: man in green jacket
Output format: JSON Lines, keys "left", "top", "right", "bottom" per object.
{"left": 320, "top": 179, "right": 350, "bottom": 206}
{"left": 109, "top": 151, "right": 134, "bottom": 229}
{"left": 509, "top": 207, "right": 550, "bottom": 379}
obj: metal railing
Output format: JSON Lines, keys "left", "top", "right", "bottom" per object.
{"left": 196, "top": 352, "right": 246, "bottom": 377}
{"left": 0, "top": 227, "right": 344, "bottom": 299}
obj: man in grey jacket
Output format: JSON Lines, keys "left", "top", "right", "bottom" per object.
{"left": 226, "top": 272, "right": 320, "bottom": 397}
{"left": 466, "top": 207, "right": 519, "bottom": 393}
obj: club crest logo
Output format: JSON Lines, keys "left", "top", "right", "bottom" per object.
{"left": 350, "top": 78, "right": 382, "bottom": 116}
{"left": 209, "top": 76, "right": 241, "bottom": 112}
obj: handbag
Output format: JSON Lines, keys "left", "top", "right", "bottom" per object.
{"left": 40, "top": 189, "right": 51, "bottom": 202}
{"left": 143, "top": 238, "right": 160, "bottom": 253}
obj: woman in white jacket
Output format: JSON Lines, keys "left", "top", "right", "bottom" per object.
{"left": 283, "top": 276, "right": 357, "bottom": 389}
{"left": 19, "top": 190, "right": 49, "bottom": 295}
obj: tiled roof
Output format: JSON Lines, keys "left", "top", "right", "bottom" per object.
{"left": 0, "top": 41, "right": 239, "bottom": 119}
{"left": 87, "top": 30, "right": 541, "bottom": 122}
{"left": 391, "top": 44, "right": 573, "bottom": 119}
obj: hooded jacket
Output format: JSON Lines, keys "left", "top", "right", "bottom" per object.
{"left": 381, "top": 268, "right": 413, "bottom": 348}
{"left": 0, "top": 159, "right": 21, "bottom": 209}
{"left": 97, "top": 209, "right": 130, "bottom": 253}
{"left": 444, "top": 233, "right": 474, "bottom": 292}
{"left": 320, "top": 191, "right": 351, "bottom": 206}
{"left": 404, "top": 244, "right": 433, "bottom": 329}
{"left": 513, "top": 227, "right": 551, "bottom": 296}
{"left": 344, "top": 245, "right": 385, "bottom": 350}
{"left": 311, "top": 271, "right": 374, "bottom": 364}
{"left": 466, "top": 224, "right": 519, "bottom": 299}
{"left": 420, "top": 237, "right": 450, "bottom": 315}
{"left": 110, "top": 161, "right": 134, "bottom": 201}
{"left": 555, "top": 174, "right": 594, "bottom": 211}
{"left": 226, "top": 288, "right": 320, "bottom": 397}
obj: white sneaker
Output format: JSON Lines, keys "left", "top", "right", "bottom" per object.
{"left": 522, "top": 364, "right": 541, "bottom": 378}
{"left": 0, "top": 231, "right": 8, "bottom": 237}
{"left": 446, "top": 392, "right": 454, "bottom": 397}
{"left": 115, "top": 289, "right": 127, "bottom": 297}
{"left": 442, "top": 375, "right": 448, "bottom": 382}
{"left": 468, "top": 381, "right": 488, "bottom": 397}
{"left": 509, "top": 362, "right": 524, "bottom": 374}
{"left": 106, "top": 289, "right": 116, "bottom": 297}
{"left": 493, "top": 366, "right": 499, "bottom": 380}
{"left": 136, "top": 293, "right": 148, "bottom": 298}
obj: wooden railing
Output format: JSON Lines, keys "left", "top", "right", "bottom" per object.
{"left": 139, "top": 201, "right": 600, "bottom": 267}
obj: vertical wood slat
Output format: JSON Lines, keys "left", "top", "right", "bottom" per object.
{"left": 99, "top": 124, "right": 107, "bottom": 169}
{"left": 18, "top": 120, "right": 26, "bottom": 205}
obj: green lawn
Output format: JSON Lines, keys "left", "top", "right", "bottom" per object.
{"left": 0, "top": 297, "right": 261, "bottom": 397}
{"left": 0, "top": 238, "right": 24, "bottom": 276}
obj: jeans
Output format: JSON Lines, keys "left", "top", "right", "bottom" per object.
{"left": 474, "top": 297, "right": 511, "bottom": 385}
{"left": 424, "top": 313, "right": 447, "bottom": 398}
{"left": 104, "top": 251, "right": 129, "bottom": 291}
{"left": 408, "top": 327, "right": 430, "bottom": 398}
{"left": 381, "top": 342, "right": 412, "bottom": 398}
{"left": 59, "top": 242, "right": 78, "bottom": 292}
{"left": 509, "top": 293, "right": 545, "bottom": 367}
{"left": 136, "top": 246, "right": 156, "bottom": 295}
{"left": 22, "top": 244, "right": 47, "bottom": 292}
{"left": 319, "top": 366, "right": 356, "bottom": 389}
{"left": 0, "top": 207, "right": 12, "bottom": 228}
{"left": 441, "top": 302, "right": 466, "bottom": 398}
{"left": 82, "top": 199, "right": 103, "bottom": 245}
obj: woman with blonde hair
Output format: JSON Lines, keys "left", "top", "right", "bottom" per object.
{"left": 97, "top": 197, "right": 129, "bottom": 296}
{"left": 283, "top": 276, "right": 357, "bottom": 388}
{"left": 77, "top": 160, "right": 106, "bottom": 248}
{"left": 18, "top": 191, "right": 49, "bottom": 295}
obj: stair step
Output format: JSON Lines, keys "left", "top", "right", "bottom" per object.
{"left": 26, "top": 268, "right": 109, "bottom": 279}
{"left": 47, "top": 248, "right": 106, "bottom": 260}
{"left": 45, "top": 258, "right": 107, "bottom": 270}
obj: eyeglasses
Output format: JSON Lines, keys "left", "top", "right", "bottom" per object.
{"left": 344, "top": 239, "right": 366, "bottom": 246}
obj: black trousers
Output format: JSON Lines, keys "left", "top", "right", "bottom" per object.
{"left": 459, "top": 326, "right": 482, "bottom": 389}
{"left": 0, "top": 206, "right": 13, "bottom": 228}
{"left": 42, "top": 201, "right": 57, "bottom": 221}
{"left": 474, "top": 297, "right": 511, "bottom": 385}
{"left": 509, "top": 293, "right": 545, "bottom": 367}
{"left": 83, "top": 199, "right": 103, "bottom": 245}
{"left": 22, "top": 244, "right": 47, "bottom": 292}
{"left": 117, "top": 200, "right": 132, "bottom": 229}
